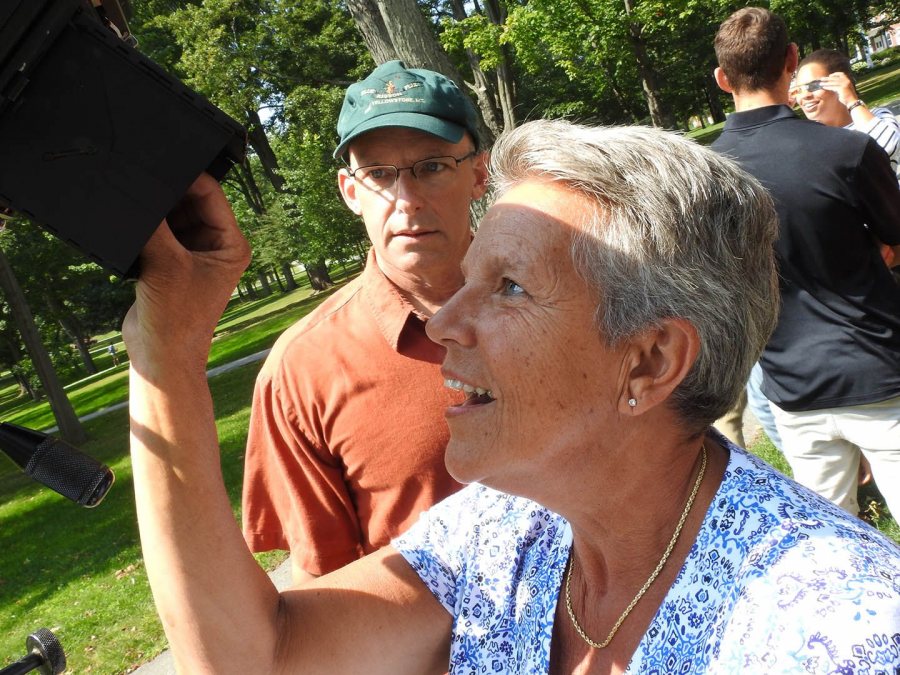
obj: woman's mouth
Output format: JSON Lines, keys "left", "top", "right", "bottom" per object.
{"left": 444, "top": 378, "right": 495, "bottom": 406}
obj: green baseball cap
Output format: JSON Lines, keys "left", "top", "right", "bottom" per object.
{"left": 334, "top": 60, "right": 480, "bottom": 160}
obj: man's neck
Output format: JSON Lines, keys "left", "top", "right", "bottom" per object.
{"left": 380, "top": 264, "right": 463, "bottom": 318}
{"left": 732, "top": 89, "right": 788, "bottom": 112}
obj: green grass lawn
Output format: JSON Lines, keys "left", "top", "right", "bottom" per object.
{"left": 0, "top": 362, "right": 285, "bottom": 674}
{"left": 0, "top": 266, "right": 360, "bottom": 432}
{"left": 0, "top": 268, "right": 362, "bottom": 673}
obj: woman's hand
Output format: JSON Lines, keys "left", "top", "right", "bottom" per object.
{"left": 819, "top": 72, "right": 860, "bottom": 108}
{"left": 122, "top": 173, "right": 250, "bottom": 372}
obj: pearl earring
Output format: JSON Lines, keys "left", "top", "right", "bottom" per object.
{"left": 628, "top": 398, "right": 637, "bottom": 408}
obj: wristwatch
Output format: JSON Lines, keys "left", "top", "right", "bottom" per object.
{"left": 847, "top": 99, "right": 866, "bottom": 112}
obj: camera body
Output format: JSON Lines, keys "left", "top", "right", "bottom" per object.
{"left": 0, "top": 0, "right": 246, "bottom": 277}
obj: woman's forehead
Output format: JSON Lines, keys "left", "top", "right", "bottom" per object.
{"left": 464, "top": 182, "right": 587, "bottom": 270}
{"left": 796, "top": 62, "right": 827, "bottom": 79}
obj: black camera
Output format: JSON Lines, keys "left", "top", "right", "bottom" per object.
{"left": 0, "top": 0, "right": 247, "bottom": 277}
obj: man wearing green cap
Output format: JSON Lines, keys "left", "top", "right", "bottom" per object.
{"left": 241, "top": 61, "right": 489, "bottom": 582}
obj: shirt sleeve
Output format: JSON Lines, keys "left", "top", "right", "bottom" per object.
{"left": 393, "top": 488, "right": 478, "bottom": 615}
{"left": 241, "top": 367, "right": 365, "bottom": 575}
{"left": 857, "top": 108, "right": 900, "bottom": 162}
{"left": 855, "top": 137, "right": 900, "bottom": 246}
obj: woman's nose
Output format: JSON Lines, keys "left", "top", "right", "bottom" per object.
{"left": 427, "top": 286, "right": 475, "bottom": 348}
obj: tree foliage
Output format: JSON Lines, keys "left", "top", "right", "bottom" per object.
{"left": 131, "top": 0, "right": 370, "bottom": 291}
{"left": 1, "top": 0, "right": 887, "bottom": 416}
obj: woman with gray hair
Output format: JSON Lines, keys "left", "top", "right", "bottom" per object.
{"left": 124, "top": 119, "right": 900, "bottom": 674}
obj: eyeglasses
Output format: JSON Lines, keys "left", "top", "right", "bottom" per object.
{"left": 789, "top": 79, "right": 826, "bottom": 96}
{"left": 350, "top": 151, "right": 477, "bottom": 191}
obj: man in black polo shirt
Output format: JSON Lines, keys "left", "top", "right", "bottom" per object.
{"left": 712, "top": 7, "right": 900, "bottom": 518}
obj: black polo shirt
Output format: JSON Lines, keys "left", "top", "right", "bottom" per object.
{"left": 713, "top": 105, "right": 900, "bottom": 411}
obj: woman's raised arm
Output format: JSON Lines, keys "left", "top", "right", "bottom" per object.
{"left": 123, "top": 174, "right": 451, "bottom": 673}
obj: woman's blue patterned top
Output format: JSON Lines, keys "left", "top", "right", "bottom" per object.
{"left": 394, "top": 443, "right": 900, "bottom": 673}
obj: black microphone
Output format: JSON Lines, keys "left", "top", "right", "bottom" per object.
{"left": 0, "top": 422, "right": 114, "bottom": 507}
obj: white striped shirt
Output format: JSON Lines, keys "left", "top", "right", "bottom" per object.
{"left": 847, "top": 106, "right": 900, "bottom": 180}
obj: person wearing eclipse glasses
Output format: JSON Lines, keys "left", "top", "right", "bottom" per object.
{"left": 791, "top": 48, "right": 900, "bottom": 180}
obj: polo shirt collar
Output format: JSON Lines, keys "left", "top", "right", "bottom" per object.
{"left": 360, "top": 248, "right": 426, "bottom": 351}
{"left": 722, "top": 104, "right": 797, "bottom": 131}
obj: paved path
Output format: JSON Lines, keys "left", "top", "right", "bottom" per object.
{"left": 43, "top": 349, "right": 271, "bottom": 434}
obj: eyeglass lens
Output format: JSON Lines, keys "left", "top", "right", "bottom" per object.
{"left": 352, "top": 153, "right": 473, "bottom": 190}
{"left": 792, "top": 79, "right": 824, "bottom": 94}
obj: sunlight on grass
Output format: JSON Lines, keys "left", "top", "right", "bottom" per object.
{"left": 0, "top": 363, "right": 266, "bottom": 674}
{"left": 0, "top": 267, "right": 355, "bottom": 673}
{"left": 0, "top": 268, "right": 359, "bottom": 435}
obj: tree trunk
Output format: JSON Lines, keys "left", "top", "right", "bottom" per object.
{"left": 305, "top": 258, "right": 334, "bottom": 291}
{"left": 601, "top": 60, "right": 641, "bottom": 123}
{"left": 375, "top": 0, "right": 455, "bottom": 73}
{"left": 344, "top": 0, "right": 400, "bottom": 63}
{"left": 347, "top": 0, "right": 496, "bottom": 146}
{"left": 705, "top": 73, "right": 726, "bottom": 124}
{"left": 271, "top": 265, "right": 286, "bottom": 293}
{"left": 280, "top": 261, "right": 298, "bottom": 291}
{"left": 13, "top": 371, "right": 39, "bottom": 401}
{"left": 246, "top": 108, "right": 287, "bottom": 193}
{"left": 448, "top": 0, "right": 502, "bottom": 137}
{"left": 623, "top": 0, "right": 675, "bottom": 129}
{"left": 464, "top": 60, "right": 503, "bottom": 138}
{"left": 0, "top": 246, "right": 86, "bottom": 443}
{"left": 257, "top": 270, "right": 273, "bottom": 297}
{"left": 229, "top": 160, "right": 267, "bottom": 215}
{"left": 44, "top": 294, "right": 97, "bottom": 375}
{"left": 482, "top": 0, "right": 517, "bottom": 131}
{"left": 66, "top": 323, "right": 97, "bottom": 375}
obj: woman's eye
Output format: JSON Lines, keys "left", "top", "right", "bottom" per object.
{"left": 501, "top": 278, "right": 525, "bottom": 296}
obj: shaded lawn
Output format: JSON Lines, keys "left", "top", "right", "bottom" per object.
{"left": 0, "top": 362, "right": 285, "bottom": 675}
{"left": 0, "top": 265, "right": 361, "bottom": 671}
{"left": 0, "top": 277, "right": 355, "bottom": 432}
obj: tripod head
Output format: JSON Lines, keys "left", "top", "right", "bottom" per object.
{"left": 0, "top": 628, "right": 66, "bottom": 675}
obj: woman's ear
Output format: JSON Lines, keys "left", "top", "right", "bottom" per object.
{"left": 619, "top": 318, "right": 700, "bottom": 414}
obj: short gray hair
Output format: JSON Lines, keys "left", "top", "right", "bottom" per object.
{"left": 489, "top": 119, "right": 779, "bottom": 433}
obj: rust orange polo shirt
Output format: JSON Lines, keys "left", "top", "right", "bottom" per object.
{"left": 241, "top": 250, "right": 464, "bottom": 575}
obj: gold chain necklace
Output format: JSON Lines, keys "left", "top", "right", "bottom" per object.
{"left": 565, "top": 444, "right": 708, "bottom": 650}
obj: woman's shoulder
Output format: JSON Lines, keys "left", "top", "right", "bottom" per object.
{"left": 715, "top": 443, "right": 900, "bottom": 583}
{"left": 680, "top": 442, "right": 900, "bottom": 671}
{"left": 409, "top": 482, "right": 564, "bottom": 544}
